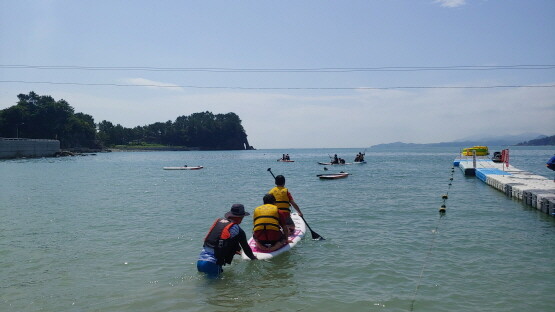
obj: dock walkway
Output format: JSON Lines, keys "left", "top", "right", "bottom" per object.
{"left": 454, "top": 157, "right": 555, "bottom": 217}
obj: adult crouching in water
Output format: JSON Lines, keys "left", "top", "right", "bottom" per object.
{"left": 253, "top": 194, "right": 291, "bottom": 252}
{"left": 268, "top": 175, "right": 303, "bottom": 232}
{"left": 197, "top": 204, "right": 257, "bottom": 278}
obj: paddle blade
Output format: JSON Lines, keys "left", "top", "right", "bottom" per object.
{"left": 301, "top": 215, "right": 324, "bottom": 240}
{"left": 311, "top": 232, "right": 325, "bottom": 240}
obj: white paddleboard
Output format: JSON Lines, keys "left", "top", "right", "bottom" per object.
{"left": 163, "top": 166, "right": 203, "bottom": 170}
{"left": 318, "top": 162, "right": 352, "bottom": 165}
{"left": 242, "top": 212, "right": 306, "bottom": 260}
{"left": 317, "top": 172, "right": 349, "bottom": 179}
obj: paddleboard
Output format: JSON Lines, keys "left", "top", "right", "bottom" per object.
{"left": 277, "top": 159, "right": 295, "bottom": 162}
{"left": 317, "top": 173, "right": 349, "bottom": 179}
{"left": 163, "top": 166, "right": 203, "bottom": 170}
{"left": 242, "top": 212, "right": 306, "bottom": 260}
{"left": 318, "top": 162, "right": 352, "bottom": 165}
{"left": 353, "top": 161, "right": 367, "bottom": 164}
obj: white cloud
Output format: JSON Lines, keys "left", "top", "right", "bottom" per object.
{"left": 434, "top": 0, "right": 466, "bottom": 8}
{"left": 135, "top": 85, "right": 553, "bottom": 148}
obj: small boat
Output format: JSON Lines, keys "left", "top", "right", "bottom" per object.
{"left": 461, "top": 146, "right": 489, "bottom": 156}
{"left": 317, "top": 172, "right": 349, "bottom": 179}
{"left": 242, "top": 212, "right": 306, "bottom": 260}
{"left": 163, "top": 166, "right": 203, "bottom": 170}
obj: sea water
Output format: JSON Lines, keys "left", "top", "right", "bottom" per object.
{"left": 1, "top": 147, "right": 554, "bottom": 312}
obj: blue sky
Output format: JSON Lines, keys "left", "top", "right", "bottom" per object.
{"left": 1, "top": 0, "right": 554, "bottom": 148}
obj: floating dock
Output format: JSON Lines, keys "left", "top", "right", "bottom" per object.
{"left": 454, "top": 156, "right": 555, "bottom": 217}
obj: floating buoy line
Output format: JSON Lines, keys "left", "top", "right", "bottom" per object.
{"left": 409, "top": 164, "right": 455, "bottom": 311}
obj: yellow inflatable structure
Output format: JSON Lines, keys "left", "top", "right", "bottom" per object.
{"left": 462, "top": 146, "right": 489, "bottom": 156}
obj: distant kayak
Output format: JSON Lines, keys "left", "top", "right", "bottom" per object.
{"left": 242, "top": 213, "right": 306, "bottom": 260}
{"left": 317, "top": 172, "right": 349, "bottom": 179}
{"left": 163, "top": 166, "right": 203, "bottom": 170}
{"left": 318, "top": 162, "right": 352, "bottom": 165}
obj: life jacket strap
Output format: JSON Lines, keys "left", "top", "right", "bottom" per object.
{"left": 254, "top": 222, "right": 281, "bottom": 232}
{"left": 254, "top": 215, "right": 279, "bottom": 222}
{"left": 256, "top": 222, "right": 280, "bottom": 227}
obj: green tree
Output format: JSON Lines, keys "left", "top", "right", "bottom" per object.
{"left": 1, "top": 92, "right": 253, "bottom": 150}
{"left": 0, "top": 92, "right": 99, "bottom": 148}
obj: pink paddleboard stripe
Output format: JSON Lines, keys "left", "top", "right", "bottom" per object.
{"left": 248, "top": 230, "right": 301, "bottom": 253}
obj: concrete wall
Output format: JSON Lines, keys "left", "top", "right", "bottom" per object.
{"left": 0, "top": 138, "right": 60, "bottom": 159}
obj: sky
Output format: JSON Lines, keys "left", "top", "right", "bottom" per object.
{"left": 1, "top": 0, "right": 554, "bottom": 149}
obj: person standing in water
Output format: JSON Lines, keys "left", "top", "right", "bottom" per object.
{"left": 197, "top": 204, "right": 257, "bottom": 278}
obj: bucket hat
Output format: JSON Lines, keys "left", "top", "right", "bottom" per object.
{"left": 225, "top": 204, "right": 249, "bottom": 218}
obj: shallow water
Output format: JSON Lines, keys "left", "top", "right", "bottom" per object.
{"left": 1, "top": 146, "right": 554, "bottom": 312}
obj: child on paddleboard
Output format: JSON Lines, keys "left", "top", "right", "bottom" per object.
{"left": 252, "top": 194, "right": 291, "bottom": 252}
{"left": 268, "top": 175, "right": 303, "bottom": 232}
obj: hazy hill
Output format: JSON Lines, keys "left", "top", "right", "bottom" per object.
{"left": 370, "top": 133, "right": 550, "bottom": 148}
{"left": 516, "top": 135, "right": 555, "bottom": 146}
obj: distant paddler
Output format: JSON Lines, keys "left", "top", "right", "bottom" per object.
{"left": 197, "top": 204, "right": 257, "bottom": 278}
{"left": 333, "top": 154, "right": 339, "bottom": 164}
{"left": 354, "top": 152, "right": 365, "bottom": 162}
{"left": 277, "top": 153, "right": 293, "bottom": 162}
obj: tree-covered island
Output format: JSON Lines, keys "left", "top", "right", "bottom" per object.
{"left": 0, "top": 92, "right": 254, "bottom": 151}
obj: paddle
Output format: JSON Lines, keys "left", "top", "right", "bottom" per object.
{"left": 328, "top": 153, "right": 337, "bottom": 164}
{"left": 300, "top": 215, "right": 324, "bottom": 240}
{"left": 267, "top": 168, "right": 325, "bottom": 240}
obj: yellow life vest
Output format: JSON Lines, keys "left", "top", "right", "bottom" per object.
{"left": 269, "top": 186, "right": 290, "bottom": 212}
{"left": 253, "top": 204, "right": 281, "bottom": 232}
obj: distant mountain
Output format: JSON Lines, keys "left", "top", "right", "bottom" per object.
{"left": 454, "top": 133, "right": 547, "bottom": 144}
{"left": 370, "top": 133, "right": 550, "bottom": 149}
{"left": 516, "top": 135, "right": 555, "bottom": 146}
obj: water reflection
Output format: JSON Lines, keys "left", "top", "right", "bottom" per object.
{"left": 196, "top": 254, "right": 299, "bottom": 310}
